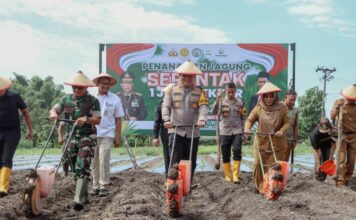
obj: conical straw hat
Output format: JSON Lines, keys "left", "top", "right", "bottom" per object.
{"left": 341, "top": 84, "right": 356, "bottom": 100}
{"left": 0, "top": 76, "right": 12, "bottom": 91}
{"left": 64, "top": 70, "right": 95, "bottom": 87}
{"left": 256, "top": 82, "right": 281, "bottom": 95}
{"left": 93, "top": 72, "right": 117, "bottom": 87}
{"left": 175, "top": 61, "right": 203, "bottom": 75}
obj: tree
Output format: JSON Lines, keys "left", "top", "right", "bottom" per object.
{"left": 298, "top": 86, "right": 323, "bottom": 141}
{"left": 10, "top": 73, "right": 65, "bottom": 148}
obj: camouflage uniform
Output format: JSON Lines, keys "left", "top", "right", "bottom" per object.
{"left": 54, "top": 93, "right": 101, "bottom": 179}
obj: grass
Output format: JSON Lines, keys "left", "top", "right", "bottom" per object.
{"left": 15, "top": 143, "right": 314, "bottom": 156}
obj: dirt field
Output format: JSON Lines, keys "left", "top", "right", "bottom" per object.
{"left": 1, "top": 168, "right": 356, "bottom": 220}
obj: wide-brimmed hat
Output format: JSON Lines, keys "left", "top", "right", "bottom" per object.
{"left": 256, "top": 82, "right": 281, "bottom": 95}
{"left": 0, "top": 76, "right": 12, "bottom": 91}
{"left": 64, "top": 70, "right": 95, "bottom": 87}
{"left": 341, "top": 84, "right": 356, "bottom": 100}
{"left": 175, "top": 61, "right": 203, "bottom": 75}
{"left": 93, "top": 72, "right": 117, "bottom": 87}
{"left": 319, "top": 117, "right": 331, "bottom": 133}
{"left": 120, "top": 72, "right": 134, "bottom": 83}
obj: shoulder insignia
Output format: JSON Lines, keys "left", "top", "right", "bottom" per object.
{"left": 198, "top": 89, "right": 209, "bottom": 106}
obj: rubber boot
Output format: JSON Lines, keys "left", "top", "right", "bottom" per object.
{"left": 232, "top": 160, "right": 241, "bottom": 184}
{"left": 223, "top": 163, "right": 232, "bottom": 182}
{"left": 73, "top": 177, "right": 89, "bottom": 211}
{"left": 0, "top": 167, "right": 11, "bottom": 197}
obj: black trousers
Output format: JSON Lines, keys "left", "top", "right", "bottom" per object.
{"left": 160, "top": 127, "right": 169, "bottom": 175}
{"left": 221, "top": 134, "right": 243, "bottom": 163}
{"left": 316, "top": 147, "right": 331, "bottom": 181}
{"left": 168, "top": 134, "right": 199, "bottom": 178}
{"left": 0, "top": 136, "right": 20, "bottom": 168}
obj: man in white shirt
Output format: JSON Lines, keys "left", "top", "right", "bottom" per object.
{"left": 91, "top": 73, "right": 124, "bottom": 197}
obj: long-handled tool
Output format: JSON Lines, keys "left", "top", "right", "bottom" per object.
{"left": 23, "top": 119, "right": 76, "bottom": 216}
{"left": 215, "top": 96, "right": 222, "bottom": 170}
{"left": 122, "top": 135, "right": 138, "bottom": 169}
{"left": 334, "top": 106, "right": 344, "bottom": 180}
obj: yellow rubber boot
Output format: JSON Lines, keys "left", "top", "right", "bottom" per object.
{"left": 233, "top": 160, "right": 241, "bottom": 184}
{"left": 223, "top": 163, "right": 232, "bottom": 182}
{"left": 0, "top": 167, "right": 12, "bottom": 195}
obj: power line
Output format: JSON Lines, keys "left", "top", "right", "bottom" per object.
{"left": 316, "top": 66, "right": 336, "bottom": 118}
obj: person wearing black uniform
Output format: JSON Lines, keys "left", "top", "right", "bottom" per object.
{"left": 153, "top": 99, "right": 169, "bottom": 175}
{"left": 0, "top": 76, "right": 33, "bottom": 197}
{"left": 310, "top": 118, "right": 336, "bottom": 181}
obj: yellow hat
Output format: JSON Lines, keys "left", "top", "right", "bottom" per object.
{"left": 256, "top": 82, "right": 281, "bottom": 95}
{"left": 64, "top": 70, "right": 95, "bottom": 87}
{"left": 341, "top": 84, "right": 356, "bottom": 100}
{"left": 175, "top": 61, "right": 203, "bottom": 75}
{"left": 0, "top": 76, "right": 12, "bottom": 91}
{"left": 93, "top": 72, "right": 117, "bottom": 87}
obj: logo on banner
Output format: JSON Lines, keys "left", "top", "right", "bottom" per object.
{"left": 180, "top": 48, "right": 189, "bottom": 57}
{"left": 192, "top": 48, "right": 202, "bottom": 57}
{"left": 168, "top": 49, "right": 178, "bottom": 57}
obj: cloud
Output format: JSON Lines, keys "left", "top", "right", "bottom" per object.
{"left": 286, "top": 0, "right": 356, "bottom": 36}
{"left": 0, "top": 0, "right": 229, "bottom": 87}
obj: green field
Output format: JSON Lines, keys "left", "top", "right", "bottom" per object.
{"left": 15, "top": 143, "right": 313, "bottom": 156}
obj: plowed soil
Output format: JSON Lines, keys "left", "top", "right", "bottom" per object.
{"left": 1, "top": 169, "right": 356, "bottom": 220}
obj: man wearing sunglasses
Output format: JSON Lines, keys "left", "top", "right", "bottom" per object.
{"left": 49, "top": 71, "right": 101, "bottom": 211}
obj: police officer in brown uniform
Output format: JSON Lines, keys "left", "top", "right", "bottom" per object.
{"left": 116, "top": 72, "right": 147, "bottom": 121}
{"left": 162, "top": 61, "right": 209, "bottom": 179}
{"left": 212, "top": 83, "right": 247, "bottom": 183}
{"left": 331, "top": 84, "right": 356, "bottom": 187}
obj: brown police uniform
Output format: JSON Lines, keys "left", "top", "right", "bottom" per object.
{"left": 161, "top": 61, "right": 209, "bottom": 179}
{"left": 212, "top": 96, "right": 247, "bottom": 183}
{"left": 331, "top": 84, "right": 356, "bottom": 186}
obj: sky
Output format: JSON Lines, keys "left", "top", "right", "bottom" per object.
{"left": 0, "top": 0, "right": 355, "bottom": 115}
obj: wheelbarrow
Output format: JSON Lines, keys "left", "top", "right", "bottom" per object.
{"left": 23, "top": 118, "right": 77, "bottom": 216}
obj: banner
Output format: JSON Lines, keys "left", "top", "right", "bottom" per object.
{"left": 106, "top": 43, "right": 288, "bottom": 135}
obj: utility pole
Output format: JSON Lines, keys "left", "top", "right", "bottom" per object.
{"left": 316, "top": 66, "right": 336, "bottom": 117}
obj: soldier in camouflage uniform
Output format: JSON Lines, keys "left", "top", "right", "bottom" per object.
{"left": 162, "top": 61, "right": 209, "bottom": 180}
{"left": 116, "top": 72, "right": 147, "bottom": 121}
{"left": 49, "top": 71, "right": 101, "bottom": 211}
{"left": 212, "top": 83, "right": 247, "bottom": 184}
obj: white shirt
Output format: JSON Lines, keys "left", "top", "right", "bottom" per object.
{"left": 96, "top": 91, "right": 124, "bottom": 138}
